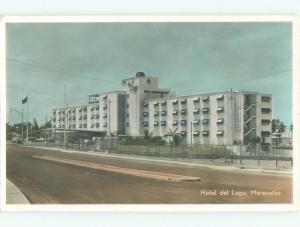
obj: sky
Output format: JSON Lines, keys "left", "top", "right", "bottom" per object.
{"left": 6, "top": 22, "right": 292, "bottom": 127}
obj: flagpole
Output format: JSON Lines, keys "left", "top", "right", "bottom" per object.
{"left": 21, "top": 105, "right": 24, "bottom": 141}
{"left": 26, "top": 94, "right": 29, "bottom": 141}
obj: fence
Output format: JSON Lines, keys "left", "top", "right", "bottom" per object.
{"left": 29, "top": 138, "right": 293, "bottom": 169}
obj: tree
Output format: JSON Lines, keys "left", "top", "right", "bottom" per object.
{"left": 163, "top": 128, "right": 183, "bottom": 149}
{"left": 271, "top": 119, "right": 286, "bottom": 137}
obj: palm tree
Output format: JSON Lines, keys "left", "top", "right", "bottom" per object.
{"left": 163, "top": 128, "right": 182, "bottom": 152}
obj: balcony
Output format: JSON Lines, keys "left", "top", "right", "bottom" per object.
{"left": 103, "top": 123, "right": 107, "bottom": 128}
{"left": 103, "top": 105, "right": 108, "bottom": 110}
{"left": 143, "top": 112, "right": 149, "bottom": 117}
{"left": 217, "top": 107, "right": 224, "bottom": 113}
{"left": 180, "top": 109, "right": 187, "bottom": 115}
{"left": 95, "top": 106, "right": 99, "bottom": 110}
{"left": 216, "top": 94, "right": 224, "bottom": 101}
{"left": 193, "top": 97, "right": 200, "bottom": 103}
{"left": 172, "top": 120, "right": 178, "bottom": 126}
{"left": 180, "top": 120, "right": 187, "bottom": 126}
{"left": 202, "top": 131, "right": 209, "bottom": 137}
{"left": 193, "top": 108, "right": 200, "bottom": 114}
{"left": 160, "top": 100, "right": 167, "bottom": 106}
{"left": 143, "top": 102, "right": 149, "bottom": 107}
{"left": 95, "top": 114, "right": 99, "bottom": 119}
{"left": 91, "top": 115, "right": 94, "bottom": 119}
{"left": 202, "top": 108, "right": 209, "bottom": 114}
{"left": 172, "top": 99, "right": 178, "bottom": 105}
{"left": 153, "top": 121, "right": 159, "bottom": 126}
{"left": 95, "top": 123, "right": 99, "bottom": 128}
{"left": 202, "top": 119, "right": 209, "bottom": 125}
{"left": 180, "top": 99, "right": 187, "bottom": 104}
{"left": 91, "top": 124, "right": 94, "bottom": 128}
{"left": 161, "top": 111, "right": 167, "bottom": 116}
{"left": 217, "top": 130, "right": 224, "bottom": 136}
{"left": 143, "top": 122, "right": 149, "bottom": 127}
{"left": 154, "top": 111, "right": 159, "bottom": 116}
{"left": 154, "top": 101, "right": 159, "bottom": 107}
{"left": 193, "top": 131, "right": 200, "bottom": 136}
{"left": 202, "top": 96, "right": 209, "bottom": 102}
{"left": 217, "top": 118, "right": 224, "bottom": 125}
{"left": 172, "top": 110, "right": 178, "bottom": 115}
{"left": 180, "top": 131, "right": 187, "bottom": 136}
{"left": 103, "top": 114, "right": 107, "bottom": 119}
{"left": 90, "top": 106, "right": 94, "bottom": 111}
{"left": 103, "top": 95, "right": 107, "bottom": 100}
{"left": 161, "top": 121, "right": 167, "bottom": 126}
{"left": 193, "top": 119, "right": 200, "bottom": 125}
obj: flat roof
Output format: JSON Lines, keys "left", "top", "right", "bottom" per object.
{"left": 145, "top": 90, "right": 272, "bottom": 102}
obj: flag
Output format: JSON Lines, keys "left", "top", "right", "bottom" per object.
{"left": 22, "top": 96, "right": 28, "bottom": 104}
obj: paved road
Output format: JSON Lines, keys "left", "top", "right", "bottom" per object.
{"left": 7, "top": 144, "right": 292, "bottom": 204}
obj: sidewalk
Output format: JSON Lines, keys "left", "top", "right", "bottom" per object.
{"left": 25, "top": 145, "right": 292, "bottom": 176}
{"left": 6, "top": 179, "right": 30, "bottom": 204}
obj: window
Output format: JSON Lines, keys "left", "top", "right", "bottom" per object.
{"left": 143, "top": 102, "right": 149, "bottom": 107}
{"left": 261, "top": 96, "right": 271, "bottom": 102}
{"left": 261, "top": 108, "right": 271, "bottom": 114}
{"left": 143, "top": 122, "right": 149, "bottom": 127}
{"left": 126, "top": 113, "right": 129, "bottom": 118}
{"left": 261, "top": 119, "right": 271, "bottom": 125}
{"left": 126, "top": 122, "right": 129, "bottom": 127}
{"left": 143, "top": 112, "right": 149, "bottom": 117}
{"left": 96, "top": 123, "right": 99, "bottom": 128}
{"left": 154, "top": 111, "right": 159, "bottom": 116}
{"left": 103, "top": 114, "right": 107, "bottom": 119}
{"left": 181, "top": 99, "right": 187, "bottom": 104}
{"left": 261, "top": 131, "right": 271, "bottom": 137}
{"left": 154, "top": 121, "right": 159, "bottom": 126}
{"left": 161, "top": 111, "right": 167, "bottom": 116}
{"left": 147, "top": 79, "right": 151, "bottom": 84}
{"left": 103, "top": 123, "right": 108, "bottom": 128}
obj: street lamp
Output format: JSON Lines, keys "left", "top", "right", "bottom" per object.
{"left": 9, "top": 108, "right": 24, "bottom": 141}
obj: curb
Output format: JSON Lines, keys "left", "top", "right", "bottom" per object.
{"left": 6, "top": 179, "right": 30, "bottom": 204}
{"left": 25, "top": 145, "right": 292, "bottom": 176}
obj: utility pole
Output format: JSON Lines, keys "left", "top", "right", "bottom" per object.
{"left": 108, "top": 99, "right": 111, "bottom": 154}
{"left": 190, "top": 121, "right": 193, "bottom": 145}
{"left": 26, "top": 94, "right": 29, "bottom": 141}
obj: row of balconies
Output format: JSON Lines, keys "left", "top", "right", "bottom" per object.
{"left": 142, "top": 95, "right": 224, "bottom": 108}
{"left": 56, "top": 122, "right": 108, "bottom": 129}
{"left": 142, "top": 118, "right": 224, "bottom": 127}
{"left": 143, "top": 107, "right": 224, "bottom": 117}
{"left": 52, "top": 104, "right": 108, "bottom": 116}
{"left": 53, "top": 113, "right": 109, "bottom": 122}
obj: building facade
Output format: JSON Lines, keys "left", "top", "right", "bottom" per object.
{"left": 52, "top": 72, "right": 272, "bottom": 145}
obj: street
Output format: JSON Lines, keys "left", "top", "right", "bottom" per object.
{"left": 6, "top": 144, "right": 292, "bottom": 204}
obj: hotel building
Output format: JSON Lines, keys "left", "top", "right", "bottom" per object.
{"left": 52, "top": 72, "right": 272, "bottom": 145}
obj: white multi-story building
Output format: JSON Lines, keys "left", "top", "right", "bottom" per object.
{"left": 52, "top": 72, "right": 273, "bottom": 145}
